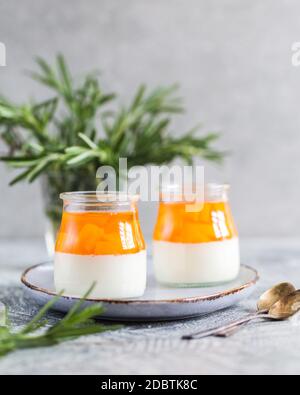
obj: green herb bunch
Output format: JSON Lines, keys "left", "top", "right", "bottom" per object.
{"left": 0, "top": 55, "right": 224, "bottom": 228}
{"left": 0, "top": 288, "right": 119, "bottom": 358}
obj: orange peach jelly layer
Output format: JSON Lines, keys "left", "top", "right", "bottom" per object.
{"left": 56, "top": 211, "right": 145, "bottom": 255}
{"left": 153, "top": 201, "right": 238, "bottom": 243}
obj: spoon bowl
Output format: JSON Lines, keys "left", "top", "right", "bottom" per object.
{"left": 269, "top": 290, "right": 300, "bottom": 320}
{"left": 257, "top": 283, "right": 296, "bottom": 312}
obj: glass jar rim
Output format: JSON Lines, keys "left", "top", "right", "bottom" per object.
{"left": 160, "top": 183, "right": 230, "bottom": 194}
{"left": 60, "top": 191, "right": 140, "bottom": 205}
{"left": 159, "top": 183, "right": 230, "bottom": 202}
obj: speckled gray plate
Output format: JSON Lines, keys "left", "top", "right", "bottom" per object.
{"left": 21, "top": 263, "right": 259, "bottom": 322}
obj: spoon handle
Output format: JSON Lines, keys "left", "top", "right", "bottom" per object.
{"left": 182, "top": 313, "right": 269, "bottom": 340}
{"left": 216, "top": 311, "right": 269, "bottom": 337}
{"left": 215, "top": 321, "right": 249, "bottom": 337}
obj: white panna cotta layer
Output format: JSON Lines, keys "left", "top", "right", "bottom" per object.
{"left": 54, "top": 251, "right": 147, "bottom": 299}
{"left": 153, "top": 238, "right": 240, "bottom": 286}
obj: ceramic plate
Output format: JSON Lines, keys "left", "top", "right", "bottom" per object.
{"left": 21, "top": 263, "right": 259, "bottom": 321}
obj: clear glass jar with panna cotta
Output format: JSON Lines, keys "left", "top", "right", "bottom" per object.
{"left": 54, "top": 192, "right": 147, "bottom": 299}
{"left": 153, "top": 184, "right": 240, "bottom": 287}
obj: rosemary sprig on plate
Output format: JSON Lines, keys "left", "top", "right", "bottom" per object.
{"left": 0, "top": 287, "right": 120, "bottom": 357}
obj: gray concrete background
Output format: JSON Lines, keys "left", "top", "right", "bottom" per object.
{"left": 1, "top": 0, "right": 300, "bottom": 238}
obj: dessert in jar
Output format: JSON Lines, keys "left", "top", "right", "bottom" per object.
{"left": 54, "top": 192, "right": 147, "bottom": 299}
{"left": 153, "top": 184, "right": 240, "bottom": 287}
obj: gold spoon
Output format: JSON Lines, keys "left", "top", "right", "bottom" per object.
{"left": 182, "top": 283, "right": 297, "bottom": 340}
{"left": 215, "top": 282, "right": 297, "bottom": 337}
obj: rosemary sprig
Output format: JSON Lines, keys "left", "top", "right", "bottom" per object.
{"left": 0, "top": 55, "right": 224, "bottom": 184}
{"left": 0, "top": 288, "right": 120, "bottom": 358}
{"left": 0, "top": 55, "right": 224, "bottom": 230}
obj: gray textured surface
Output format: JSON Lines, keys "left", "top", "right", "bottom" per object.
{"left": 1, "top": 238, "right": 300, "bottom": 375}
{"left": 1, "top": 1, "right": 300, "bottom": 238}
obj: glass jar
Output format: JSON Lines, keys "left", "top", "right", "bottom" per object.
{"left": 153, "top": 184, "right": 240, "bottom": 287}
{"left": 41, "top": 171, "right": 99, "bottom": 257}
{"left": 54, "top": 192, "right": 147, "bottom": 299}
